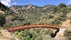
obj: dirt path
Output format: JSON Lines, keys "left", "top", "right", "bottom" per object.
{"left": 62, "top": 19, "right": 71, "bottom": 29}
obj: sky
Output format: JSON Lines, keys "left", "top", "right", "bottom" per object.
{"left": 0, "top": 0, "right": 71, "bottom": 7}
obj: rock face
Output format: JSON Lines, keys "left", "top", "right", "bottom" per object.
{"left": 54, "top": 28, "right": 66, "bottom": 40}
{"left": 0, "top": 28, "right": 19, "bottom": 40}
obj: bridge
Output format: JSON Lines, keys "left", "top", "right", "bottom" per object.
{"left": 3, "top": 24, "right": 66, "bottom": 39}
{"left": 4, "top": 24, "right": 61, "bottom": 32}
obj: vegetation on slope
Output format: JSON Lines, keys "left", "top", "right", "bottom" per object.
{"left": 0, "top": 2, "right": 71, "bottom": 40}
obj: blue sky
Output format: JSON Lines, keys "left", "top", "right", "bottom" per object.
{"left": 1, "top": 0, "right": 71, "bottom": 7}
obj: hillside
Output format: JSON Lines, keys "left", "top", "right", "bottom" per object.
{"left": 0, "top": 2, "right": 71, "bottom": 40}
{"left": 9, "top": 4, "right": 68, "bottom": 26}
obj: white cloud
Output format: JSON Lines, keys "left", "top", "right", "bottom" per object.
{"left": 1, "top": 0, "right": 11, "bottom": 6}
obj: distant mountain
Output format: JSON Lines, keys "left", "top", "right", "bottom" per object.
{"left": 10, "top": 4, "right": 59, "bottom": 14}
{"left": 9, "top": 3, "right": 70, "bottom": 26}
{"left": 11, "top": 4, "right": 41, "bottom": 13}
{"left": 0, "top": 2, "right": 70, "bottom": 27}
